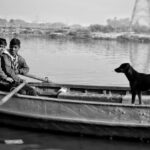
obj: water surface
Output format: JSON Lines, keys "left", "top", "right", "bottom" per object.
{"left": 0, "top": 126, "right": 150, "bottom": 150}
{"left": 16, "top": 37, "right": 150, "bottom": 86}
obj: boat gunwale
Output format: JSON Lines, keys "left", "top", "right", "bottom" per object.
{"left": 0, "top": 90, "right": 150, "bottom": 109}
{"left": 29, "top": 82, "right": 130, "bottom": 91}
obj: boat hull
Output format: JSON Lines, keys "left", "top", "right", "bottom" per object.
{"left": 1, "top": 110, "right": 150, "bottom": 140}
{"left": 0, "top": 88, "right": 150, "bottom": 140}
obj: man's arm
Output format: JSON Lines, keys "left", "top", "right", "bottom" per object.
{"left": 18, "top": 56, "right": 29, "bottom": 75}
{"left": 0, "top": 57, "right": 8, "bottom": 80}
{"left": 1, "top": 54, "right": 23, "bottom": 83}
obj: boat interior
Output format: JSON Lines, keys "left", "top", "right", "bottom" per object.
{"left": 28, "top": 82, "right": 150, "bottom": 105}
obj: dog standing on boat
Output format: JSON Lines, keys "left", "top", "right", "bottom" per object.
{"left": 115, "top": 63, "right": 150, "bottom": 105}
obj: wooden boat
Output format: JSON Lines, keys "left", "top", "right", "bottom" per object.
{"left": 1, "top": 82, "right": 150, "bottom": 140}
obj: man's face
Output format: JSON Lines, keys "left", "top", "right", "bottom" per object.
{"left": 0, "top": 44, "right": 5, "bottom": 52}
{"left": 10, "top": 44, "right": 20, "bottom": 56}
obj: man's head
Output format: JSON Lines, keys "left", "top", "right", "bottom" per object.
{"left": 9, "top": 38, "right": 21, "bottom": 56}
{"left": 0, "top": 38, "right": 7, "bottom": 52}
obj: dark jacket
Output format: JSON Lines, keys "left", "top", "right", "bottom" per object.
{"left": 1, "top": 52, "right": 29, "bottom": 83}
{"left": 0, "top": 53, "right": 8, "bottom": 81}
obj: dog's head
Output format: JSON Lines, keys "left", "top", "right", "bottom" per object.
{"left": 115, "top": 63, "right": 131, "bottom": 73}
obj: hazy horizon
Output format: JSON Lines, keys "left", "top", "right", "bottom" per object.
{"left": 0, "top": 0, "right": 135, "bottom": 26}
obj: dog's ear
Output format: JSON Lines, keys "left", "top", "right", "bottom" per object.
{"left": 123, "top": 63, "right": 130, "bottom": 71}
{"left": 119, "top": 63, "right": 130, "bottom": 72}
{"left": 122, "top": 63, "right": 130, "bottom": 67}
{"left": 127, "top": 66, "right": 133, "bottom": 75}
{"left": 116, "top": 63, "right": 130, "bottom": 73}
{"left": 123, "top": 63, "right": 134, "bottom": 75}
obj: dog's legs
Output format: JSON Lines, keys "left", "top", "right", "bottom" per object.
{"left": 131, "top": 91, "right": 136, "bottom": 104}
{"left": 137, "top": 91, "right": 142, "bottom": 105}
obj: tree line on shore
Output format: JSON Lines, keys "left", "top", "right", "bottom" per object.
{"left": 0, "top": 17, "right": 150, "bottom": 42}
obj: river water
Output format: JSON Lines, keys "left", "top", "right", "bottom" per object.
{"left": 1, "top": 37, "right": 150, "bottom": 149}
{"left": 17, "top": 37, "right": 150, "bottom": 86}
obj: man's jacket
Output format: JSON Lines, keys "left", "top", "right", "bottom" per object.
{"left": 1, "top": 51, "right": 29, "bottom": 83}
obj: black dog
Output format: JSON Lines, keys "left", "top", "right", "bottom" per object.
{"left": 115, "top": 63, "right": 150, "bottom": 105}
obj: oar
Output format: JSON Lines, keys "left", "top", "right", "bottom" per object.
{"left": 0, "top": 82, "right": 26, "bottom": 105}
{"left": 22, "top": 74, "right": 67, "bottom": 96}
{"left": 22, "top": 73, "right": 51, "bottom": 83}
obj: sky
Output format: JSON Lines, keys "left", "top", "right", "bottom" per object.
{"left": 0, "top": 0, "right": 135, "bottom": 25}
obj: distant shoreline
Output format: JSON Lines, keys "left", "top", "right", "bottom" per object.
{"left": 10, "top": 32, "right": 150, "bottom": 43}
{"left": 1, "top": 18, "right": 150, "bottom": 43}
{"left": 2, "top": 30, "right": 150, "bottom": 43}
{"left": 1, "top": 26, "right": 150, "bottom": 43}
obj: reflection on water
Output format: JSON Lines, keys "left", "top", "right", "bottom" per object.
{"left": 129, "top": 42, "right": 150, "bottom": 73}
{"left": 0, "top": 126, "right": 150, "bottom": 150}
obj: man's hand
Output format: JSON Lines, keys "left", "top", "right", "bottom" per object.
{"left": 15, "top": 70, "right": 19, "bottom": 74}
{"left": 19, "top": 78, "right": 26, "bottom": 83}
{"left": 6, "top": 77, "right": 14, "bottom": 83}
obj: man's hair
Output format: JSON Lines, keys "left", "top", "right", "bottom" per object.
{"left": 10, "top": 38, "right": 21, "bottom": 47}
{"left": 0, "top": 38, "right": 7, "bottom": 46}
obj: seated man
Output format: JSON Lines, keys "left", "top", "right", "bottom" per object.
{"left": 1, "top": 38, "right": 37, "bottom": 95}
{"left": 0, "top": 38, "right": 13, "bottom": 91}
